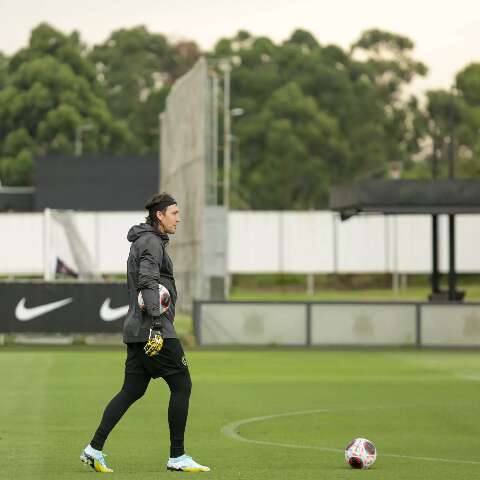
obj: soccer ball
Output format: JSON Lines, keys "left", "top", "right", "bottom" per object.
{"left": 345, "top": 438, "right": 377, "bottom": 469}
{"left": 138, "top": 284, "right": 170, "bottom": 313}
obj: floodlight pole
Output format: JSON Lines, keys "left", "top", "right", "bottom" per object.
{"left": 223, "top": 63, "right": 231, "bottom": 210}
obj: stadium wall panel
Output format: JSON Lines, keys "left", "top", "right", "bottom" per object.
{"left": 421, "top": 304, "right": 480, "bottom": 346}
{"left": 197, "top": 302, "right": 307, "bottom": 345}
{"left": 195, "top": 300, "right": 480, "bottom": 348}
{"left": 311, "top": 304, "right": 416, "bottom": 346}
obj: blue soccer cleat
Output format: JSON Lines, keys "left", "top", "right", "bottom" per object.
{"left": 167, "top": 454, "right": 210, "bottom": 472}
{"left": 80, "top": 444, "right": 113, "bottom": 473}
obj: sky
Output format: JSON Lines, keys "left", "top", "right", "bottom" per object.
{"left": 1, "top": 0, "right": 479, "bottom": 94}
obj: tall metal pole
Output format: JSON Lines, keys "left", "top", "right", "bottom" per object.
{"left": 447, "top": 90, "right": 457, "bottom": 301}
{"left": 223, "top": 63, "right": 231, "bottom": 209}
{"left": 431, "top": 138, "right": 440, "bottom": 296}
{"left": 448, "top": 127, "right": 457, "bottom": 300}
{"left": 221, "top": 61, "right": 232, "bottom": 299}
{"left": 212, "top": 74, "right": 219, "bottom": 205}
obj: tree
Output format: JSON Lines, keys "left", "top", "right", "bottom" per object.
{"left": 243, "top": 82, "right": 349, "bottom": 209}
{"left": 0, "top": 52, "right": 8, "bottom": 89}
{"left": 89, "top": 26, "right": 200, "bottom": 154}
{"left": 212, "top": 29, "right": 426, "bottom": 208}
{"left": 0, "top": 23, "right": 135, "bottom": 185}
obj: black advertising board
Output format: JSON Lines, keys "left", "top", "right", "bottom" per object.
{"left": 0, "top": 282, "right": 129, "bottom": 333}
{"left": 35, "top": 155, "right": 158, "bottom": 211}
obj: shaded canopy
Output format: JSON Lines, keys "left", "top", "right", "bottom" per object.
{"left": 329, "top": 180, "right": 480, "bottom": 219}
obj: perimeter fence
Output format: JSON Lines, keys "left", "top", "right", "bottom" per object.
{"left": 194, "top": 300, "right": 480, "bottom": 348}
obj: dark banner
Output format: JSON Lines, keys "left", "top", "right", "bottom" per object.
{"left": 0, "top": 282, "right": 129, "bottom": 333}
{"left": 35, "top": 155, "right": 158, "bottom": 211}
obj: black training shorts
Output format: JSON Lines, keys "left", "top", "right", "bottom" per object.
{"left": 125, "top": 338, "right": 188, "bottom": 378}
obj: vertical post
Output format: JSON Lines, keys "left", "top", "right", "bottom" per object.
{"left": 223, "top": 63, "right": 231, "bottom": 209}
{"left": 431, "top": 215, "right": 440, "bottom": 294}
{"left": 392, "top": 215, "right": 399, "bottom": 294}
{"left": 94, "top": 212, "right": 101, "bottom": 278}
{"left": 332, "top": 213, "right": 338, "bottom": 274}
{"left": 447, "top": 90, "right": 456, "bottom": 301}
{"left": 193, "top": 300, "right": 202, "bottom": 346}
{"left": 43, "top": 208, "right": 53, "bottom": 281}
{"left": 448, "top": 214, "right": 456, "bottom": 300}
{"left": 212, "top": 74, "right": 219, "bottom": 205}
{"left": 307, "top": 274, "right": 314, "bottom": 296}
{"left": 415, "top": 303, "right": 422, "bottom": 348}
{"left": 306, "top": 303, "right": 312, "bottom": 347}
{"left": 431, "top": 137, "right": 440, "bottom": 298}
{"left": 222, "top": 63, "right": 231, "bottom": 301}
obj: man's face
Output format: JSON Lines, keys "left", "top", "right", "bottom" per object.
{"left": 156, "top": 204, "right": 180, "bottom": 234}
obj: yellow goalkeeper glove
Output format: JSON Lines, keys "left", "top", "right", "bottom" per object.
{"left": 144, "top": 321, "right": 164, "bottom": 356}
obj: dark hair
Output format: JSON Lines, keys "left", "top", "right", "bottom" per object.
{"left": 145, "top": 192, "right": 177, "bottom": 226}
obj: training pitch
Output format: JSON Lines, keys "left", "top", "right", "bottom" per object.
{"left": 1, "top": 347, "right": 479, "bottom": 479}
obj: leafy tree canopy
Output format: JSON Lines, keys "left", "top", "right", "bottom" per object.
{"left": 0, "top": 23, "right": 136, "bottom": 185}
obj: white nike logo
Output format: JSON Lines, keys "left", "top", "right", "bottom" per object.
{"left": 100, "top": 298, "right": 128, "bottom": 322}
{"left": 15, "top": 297, "right": 73, "bottom": 321}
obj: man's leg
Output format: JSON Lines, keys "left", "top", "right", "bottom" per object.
{"left": 164, "top": 369, "right": 209, "bottom": 472}
{"left": 90, "top": 372, "right": 150, "bottom": 450}
{"left": 163, "top": 369, "right": 192, "bottom": 458}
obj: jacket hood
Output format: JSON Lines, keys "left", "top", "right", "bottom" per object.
{"left": 127, "top": 223, "right": 169, "bottom": 244}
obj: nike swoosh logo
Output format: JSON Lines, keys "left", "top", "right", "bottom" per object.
{"left": 100, "top": 298, "right": 128, "bottom": 322}
{"left": 15, "top": 297, "right": 73, "bottom": 321}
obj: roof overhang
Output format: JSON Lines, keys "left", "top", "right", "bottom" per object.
{"left": 329, "top": 180, "right": 480, "bottom": 219}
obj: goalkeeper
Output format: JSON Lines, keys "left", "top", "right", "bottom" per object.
{"left": 80, "top": 193, "right": 209, "bottom": 473}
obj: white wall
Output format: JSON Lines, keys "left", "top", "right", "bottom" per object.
{"left": 0, "top": 213, "right": 44, "bottom": 274}
{"left": 228, "top": 211, "right": 480, "bottom": 274}
{"left": 1, "top": 210, "right": 480, "bottom": 275}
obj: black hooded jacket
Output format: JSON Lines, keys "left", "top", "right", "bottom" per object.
{"left": 123, "top": 223, "right": 178, "bottom": 343}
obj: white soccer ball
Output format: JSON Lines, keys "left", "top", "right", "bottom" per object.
{"left": 345, "top": 437, "right": 377, "bottom": 469}
{"left": 138, "top": 284, "right": 170, "bottom": 314}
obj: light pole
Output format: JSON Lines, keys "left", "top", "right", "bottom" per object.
{"left": 221, "top": 61, "right": 232, "bottom": 209}
{"left": 75, "top": 123, "right": 93, "bottom": 157}
{"left": 229, "top": 108, "right": 244, "bottom": 205}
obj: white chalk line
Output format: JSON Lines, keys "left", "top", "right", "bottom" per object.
{"left": 221, "top": 407, "right": 480, "bottom": 466}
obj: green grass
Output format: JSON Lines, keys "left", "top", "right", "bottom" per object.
{"left": 230, "top": 285, "right": 480, "bottom": 301}
{"left": 1, "top": 347, "right": 480, "bottom": 479}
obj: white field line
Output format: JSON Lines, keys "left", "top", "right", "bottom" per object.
{"left": 221, "top": 407, "right": 480, "bottom": 466}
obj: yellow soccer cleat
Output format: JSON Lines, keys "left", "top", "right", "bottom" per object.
{"left": 80, "top": 444, "right": 113, "bottom": 473}
{"left": 167, "top": 454, "right": 210, "bottom": 472}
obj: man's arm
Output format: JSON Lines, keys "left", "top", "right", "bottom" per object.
{"left": 138, "top": 237, "right": 163, "bottom": 318}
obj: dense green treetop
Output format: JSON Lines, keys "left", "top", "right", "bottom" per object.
{"left": 0, "top": 23, "right": 135, "bottom": 185}
{"left": 0, "top": 23, "right": 479, "bottom": 207}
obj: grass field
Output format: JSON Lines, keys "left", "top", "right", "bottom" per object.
{"left": 1, "top": 347, "right": 480, "bottom": 479}
{"left": 230, "top": 285, "right": 480, "bottom": 301}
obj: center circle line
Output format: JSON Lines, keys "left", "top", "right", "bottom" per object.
{"left": 220, "top": 407, "right": 480, "bottom": 466}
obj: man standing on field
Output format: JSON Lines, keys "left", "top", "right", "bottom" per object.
{"left": 80, "top": 192, "right": 210, "bottom": 473}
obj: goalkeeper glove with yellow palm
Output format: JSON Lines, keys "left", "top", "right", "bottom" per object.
{"left": 144, "top": 320, "right": 164, "bottom": 356}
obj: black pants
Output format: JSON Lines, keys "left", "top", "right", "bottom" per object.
{"left": 90, "top": 341, "right": 191, "bottom": 458}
